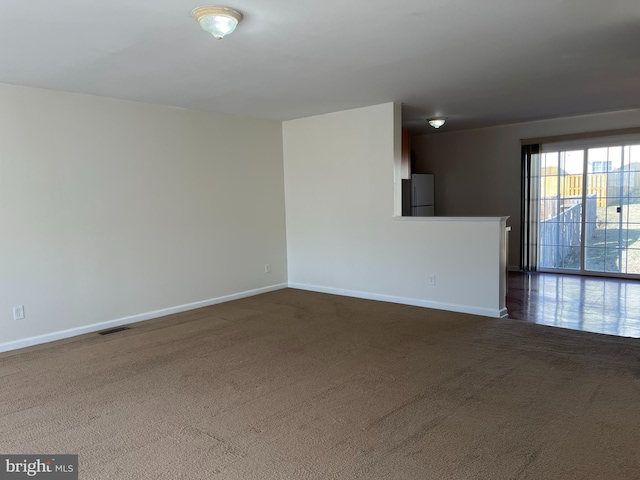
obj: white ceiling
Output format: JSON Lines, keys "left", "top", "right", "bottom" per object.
{"left": 1, "top": 0, "right": 639, "bottom": 133}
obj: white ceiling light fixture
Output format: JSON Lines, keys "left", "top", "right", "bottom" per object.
{"left": 428, "top": 118, "right": 446, "bottom": 129}
{"left": 192, "top": 6, "right": 243, "bottom": 40}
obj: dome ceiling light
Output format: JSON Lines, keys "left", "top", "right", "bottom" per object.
{"left": 428, "top": 118, "right": 446, "bottom": 129}
{"left": 192, "top": 6, "right": 243, "bottom": 40}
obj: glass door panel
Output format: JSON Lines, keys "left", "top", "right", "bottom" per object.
{"left": 585, "top": 144, "right": 640, "bottom": 275}
{"left": 623, "top": 145, "right": 640, "bottom": 274}
{"left": 539, "top": 150, "right": 584, "bottom": 270}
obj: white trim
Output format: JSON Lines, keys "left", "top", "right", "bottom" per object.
{"left": 0, "top": 283, "right": 288, "bottom": 354}
{"left": 288, "top": 282, "right": 505, "bottom": 318}
{"left": 391, "top": 216, "right": 509, "bottom": 223}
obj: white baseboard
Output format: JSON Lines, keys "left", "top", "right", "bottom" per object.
{"left": 288, "top": 282, "right": 506, "bottom": 318}
{"left": 0, "top": 283, "right": 288, "bottom": 354}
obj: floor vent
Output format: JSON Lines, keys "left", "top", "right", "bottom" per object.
{"left": 98, "top": 326, "right": 131, "bottom": 336}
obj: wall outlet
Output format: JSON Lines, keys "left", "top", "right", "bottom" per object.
{"left": 427, "top": 275, "right": 436, "bottom": 286}
{"left": 264, "top": 264, "right": 271, "bottom": 274}
{"left": 13, "top": 305, "right": 25, "bottom": 320}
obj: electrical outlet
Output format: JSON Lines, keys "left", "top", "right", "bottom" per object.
{"left": 427, "top": 275, "right": 436, "bottom": 286}
{"left": 264, "top": 264, "right": 271, "bottom": 274}
{"left": 13, "top": 305, "right": 25, "bottom": 320}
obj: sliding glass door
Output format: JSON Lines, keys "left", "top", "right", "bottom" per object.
{"left": 538, "top": 141, "right": 640, "bottom": 277}
{"left": 585, "top": 145, "right": 640, "bottom": 275}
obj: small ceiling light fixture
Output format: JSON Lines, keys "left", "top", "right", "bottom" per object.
{"left": 192, "top": 5, "right": 243, "bottom": 39}
{"left": 428, "top": 118, "right": 446, "bottom": 129}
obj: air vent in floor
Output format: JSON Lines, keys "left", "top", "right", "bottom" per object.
{"left": 97, "top": 327, "right": 131, "bottom": 336}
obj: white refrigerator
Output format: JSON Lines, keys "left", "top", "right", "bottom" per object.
{"left": 402, "top": 174, "right": 434, "bottom": 216}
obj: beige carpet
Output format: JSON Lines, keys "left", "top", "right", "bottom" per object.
{"left": 1, "top": 289, "right": 639, "bottom": 479}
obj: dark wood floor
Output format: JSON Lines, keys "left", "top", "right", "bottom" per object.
{"left": 507, "top": 272, "right": 640, "bottom": 338}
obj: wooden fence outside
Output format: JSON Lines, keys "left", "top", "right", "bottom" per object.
{"left": 539, "top": 193, "right": 597, "bottom": 269}
{"left": 541, "top": 174, "right": 607, "bottom": 216}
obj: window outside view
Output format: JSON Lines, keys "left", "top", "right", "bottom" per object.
{"left": 539, "top": 144, "right": 640, "bottom": 275}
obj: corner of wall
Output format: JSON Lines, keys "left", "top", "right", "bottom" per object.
{"left": 393, "top": 103, "right": 403, "bottom": 217}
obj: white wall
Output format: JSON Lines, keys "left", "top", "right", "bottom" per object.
{"left": 283, "top": 103, "right": 507, "bottom": 317}
{"left": 0, "top": 84, "right": 287, "bottom": 350}
{"left": 412, "top": 108, "right": 640, "bottom": 268}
